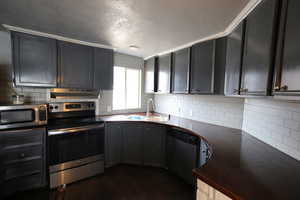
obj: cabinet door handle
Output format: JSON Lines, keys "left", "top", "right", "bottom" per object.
{"left": 240, "top": 88, "right": 248, "bottom": 93}
{"left": 19, "top": 153, "right": 25, "bottom": 158}
{"left": 274, "top": 85, "right": 288, "bottom": 91}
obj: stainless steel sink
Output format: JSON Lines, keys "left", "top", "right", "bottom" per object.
{"left": 126, "top": 115, "right": 168, "bottom": 122}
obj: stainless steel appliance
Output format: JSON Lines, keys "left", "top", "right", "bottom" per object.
{"left": 49, "top": 88, "right": 100, "bottom": 99}
{"left": 0, "top": 103, "right": 47, "bottom": 130}
{"left": 48, "top": 102, "right": 104, "bottom": 188}
{"left": 0, "top": 103, "right": 47, "bottom": 197}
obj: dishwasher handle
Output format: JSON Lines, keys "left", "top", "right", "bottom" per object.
{"left": 168, "top": 128, "right": 198, "bottom": 145}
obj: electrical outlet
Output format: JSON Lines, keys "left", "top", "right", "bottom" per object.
{"left": 107, "top": 105, "right": 112, "bottom": 112}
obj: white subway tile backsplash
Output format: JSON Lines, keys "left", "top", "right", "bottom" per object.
{"left": 243, "top": 98, "right": 300, "bottom": 161}
{"left": 154, "top": 94, "right": 244, "bottom": 129}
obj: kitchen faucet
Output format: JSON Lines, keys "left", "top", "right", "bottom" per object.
{"left": 146, "top": 98, "right": 155, "bottom": 117}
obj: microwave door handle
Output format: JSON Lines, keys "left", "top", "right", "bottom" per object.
{"left": 48, "top": 123, "right": 105, "bottom": 136}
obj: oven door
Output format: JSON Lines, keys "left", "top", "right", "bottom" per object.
{"left": 48, "top": 123, "right": 105, "bottom": 167}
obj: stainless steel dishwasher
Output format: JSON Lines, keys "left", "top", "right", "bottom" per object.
{"left": 166, "top": 127, "right": 200, "bottom": 186}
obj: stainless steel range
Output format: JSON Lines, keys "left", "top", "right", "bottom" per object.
{"left": 47, "top": 102, "right": 104, "bottom": 188}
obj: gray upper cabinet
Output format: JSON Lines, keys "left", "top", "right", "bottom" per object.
{"left": 157, "top": 54, "right": 172, "bottom": 94}
{"left": 12, "top": 32, "right": 57, "bottom": 87}
{"left": 122, "top": 123, "right": 143, "bottom": 165}
{"left": 58, "top": 41, "right": 94, "bottom": 89}
{"left": 224, "top": 22, "right": 244, "bottom": 96}
{"left": 274, "top": 0, "right": 300, "bottom": 94}
{"left": 190, "top": 40, "right": 215, "bottom": 94}
{"left": 240, "top": 0, "right": 279, "bottom": 96}
{"left": 171, "top": 48, "right": 190, "bottom": 93}
{"left": 105, "top": 122, "right": 123, "bottom": 168}
{"left": 143, "top": 123, "right": 166, "bottom": 168}
{"left": 94, "top": 48, "right": 114, "bottom": 90}
{"left": 144, "top": 57, "right": 158, "bottom": 93}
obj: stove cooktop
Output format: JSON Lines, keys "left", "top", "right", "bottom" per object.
{"left": 47, "top": 117, "right": 104, "bottom": 130}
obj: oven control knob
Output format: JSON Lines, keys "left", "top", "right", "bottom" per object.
{"left": 49, "top": 106, "right": 53, "bottom": 110}
{"left": 55, "top": 106, "right": 58, "bottom": 109}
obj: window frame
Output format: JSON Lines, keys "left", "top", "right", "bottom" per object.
{"left": 112, "top": 66, "right": 142, "bottom": 110}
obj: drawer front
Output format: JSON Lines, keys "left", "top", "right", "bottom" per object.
{"left": 3, "top": 173, "right": 43, "bottom": 196}
{"left": 2, "top": 145, "right": 43, "bottom": 165}
{"left": 4, "top": 159, "right": 43, "bottom": 181}
{"left": 0, "top": 128, "right": 45, "bottom": 150}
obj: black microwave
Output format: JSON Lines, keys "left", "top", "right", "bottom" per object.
{"left": 0, "top": 104, "right": 47, "bottom": 129}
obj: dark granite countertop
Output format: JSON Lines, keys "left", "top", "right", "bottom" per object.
{"left": 97, "top": 113, "right": 300, "bottom": 200}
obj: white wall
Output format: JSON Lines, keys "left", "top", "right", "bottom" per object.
{"left": 154, "top": 94, "right": 244, "bottom": 129}
{"left": 242, "top": 98, "right": 300, "bottom": 161}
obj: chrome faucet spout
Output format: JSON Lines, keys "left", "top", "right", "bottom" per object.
{"left": 146, "top": 98, "right": 155, "bottom": 117}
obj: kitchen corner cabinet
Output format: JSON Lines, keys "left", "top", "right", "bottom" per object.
{"left": 274, "top": 0, "right": 300, "bottom": 95}
{"left": 240, "top": 0, "right": 279, "bottom": 96}
{"left": 171, "top": 48, "right": 190, "bottom": 93}
{"left": 190, "top": 40, "right": 215, "bottom": 94}
{"left": 94, "top": 48, "right": 114, "bottom": 90}
{"left": 144, "top": 57, "right": 158, "bottom": 93}
{"left": 12, "top": 32, "right": 57, "bottom": 87}
{"left": 224, "top": 22, "right": 244, "bottom": 96}
{"left": 122, "top": 123, "right": 144, "bottom": 165}
{"left": 105, "top": 122, "right": 123, "bottom": 168}
{"left": 143, "top": 123, "right": 166, "bottom": 168}
{"left": 58, "top": 41, "right": 94, "bottom": 89}
{"left": 157, "top": 53, "right": 172, "bottom": 94}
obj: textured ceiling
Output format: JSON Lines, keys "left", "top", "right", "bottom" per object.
{"left": 0, "top": 0, "right": 251, "bottom": 58}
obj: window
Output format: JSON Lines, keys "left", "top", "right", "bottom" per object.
{"left": 113, "top": 66, "right": 141, "bottom": 110}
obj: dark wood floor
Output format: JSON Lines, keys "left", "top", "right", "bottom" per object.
{"left": 7, "top": 165, "right": 195, "bottom": 200}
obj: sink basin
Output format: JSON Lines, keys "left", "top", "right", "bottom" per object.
{"left": 126, "top": 115, "right": 168, "bottom": 122}
{"left": 127, "top": 115, "right": 146, "bottom": 120}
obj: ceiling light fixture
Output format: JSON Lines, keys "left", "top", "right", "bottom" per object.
{"left": 129, "top": 45, "right": 140, "bottom": 50}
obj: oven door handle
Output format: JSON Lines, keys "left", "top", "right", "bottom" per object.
{"left": 48, "top": 123, "right": 105, "bottom": 136}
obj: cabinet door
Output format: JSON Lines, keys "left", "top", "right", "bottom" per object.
{"left": 224, "top": 22, "right": 244, "bottom": 96}
{"left": 143, "top": 124, "right": 166, "bottom": 167}
{"left": 157, "top": 54, "right": 172, "bottom": 93}
{"left": 12, "top": 32, "right": 57, "bottom": 87}
{"left": 122, "top": 123, "right": 143, "bottom": 165}
{"left": 94, "top": 48, "right": 114, "bottom": 90}
{"left": 58, "top": 41, "right": 94, "bottom": 89}
{"left": 190, "top": 40, "right": 215, "bottom": 94}
{"left": 144, "top": 57, "right": 157, "bottom": 93}
{"left": 105, "top": 122, "right": 122, "bottom": 168}
{"left": 241, "top": 0, "right": 279, "bottom": 95}
{"left": 171, "top": 48, "right": 190, "bottom": 93}
{"left": 275, "top": 0, "right": 300, "bottom": 93}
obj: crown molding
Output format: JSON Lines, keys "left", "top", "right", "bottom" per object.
{"left": 2, "top": 24, "right": 115, "bottom": 50}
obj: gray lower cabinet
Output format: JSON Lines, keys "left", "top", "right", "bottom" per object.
{"left": 105, "top": 122, "right": 123, "bottom": 167}
{"left": 121, "top": 123, "right": 144, "bottom": 165}
{"left": 0, "top": 127, "right": 46, "bottom": 197}
{"left": 58, "top": 41, "right": 94, "bottom": 89}
{"left": 12, "top": 32, "right": 57, "bottom": 87}
{"left": 143, "top": 123, "right": 166, "bottom": 167}
{"left": 105, "top": 122, "right": 167, "bottom": 168}
{"left": 94, "top": 48, "right": 114, "bottom": 90}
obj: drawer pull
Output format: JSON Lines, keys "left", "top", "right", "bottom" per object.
{"left": 19, "top": 153, "right": 25, "bottom": 158}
